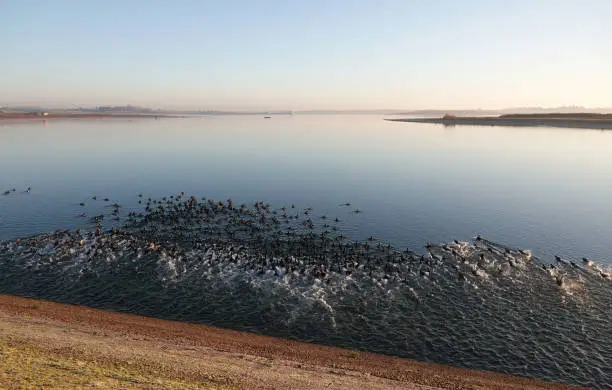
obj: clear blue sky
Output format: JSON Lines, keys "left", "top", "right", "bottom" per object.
{"left": 1, "top": 0, "right": 610, "bottom": 110}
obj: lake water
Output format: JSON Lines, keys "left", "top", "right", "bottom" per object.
{"left": 1, "top": 115, "right": 611, "bottom": 388}
{"left": 1, "top": 115, "right": 611, "bottom": 265}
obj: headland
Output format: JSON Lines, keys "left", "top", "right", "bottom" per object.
{"left": 387, "top": 113, "right": 612, "bottom": 129}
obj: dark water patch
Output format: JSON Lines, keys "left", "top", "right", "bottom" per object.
{"left": 0, "top": 195, "right": 610, "bottom": 388}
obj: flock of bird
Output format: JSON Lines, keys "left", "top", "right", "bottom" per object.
{"left": 2, "top": 188, "right": 610, "bottom": 390}
{"left": 1, "top": 188, "right": 609, "bottom": 301}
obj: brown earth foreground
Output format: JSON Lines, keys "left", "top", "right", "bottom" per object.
{"left": 0, "top": 295, "right": 583, "bottom": 389}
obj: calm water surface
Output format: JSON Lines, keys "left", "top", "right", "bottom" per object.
{"left": 1, "top": 115, "right": 611, "bottom": 264}
{"left": 2, "top": 116, "right": 612, "bottom": 388}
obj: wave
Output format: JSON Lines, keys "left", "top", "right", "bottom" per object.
{"left": 0, "top": 194, "right": 610, "bottom": 388}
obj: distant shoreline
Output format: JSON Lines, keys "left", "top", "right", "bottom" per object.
{"left": 387, "top": 113, "right": 612, "bottom": 129}
{"left": 0, "top": 112, "right": 174, "bottom": 121}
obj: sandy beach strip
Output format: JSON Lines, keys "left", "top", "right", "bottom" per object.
{"left": 386, "top": 116, "right": 612, "bottom": 129}
{"left": 0, "top": 295, "right": 584, "bottom": 389}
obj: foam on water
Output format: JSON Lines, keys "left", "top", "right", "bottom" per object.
{"left": 0, "top": 195, "right": 610, "bottom": 388}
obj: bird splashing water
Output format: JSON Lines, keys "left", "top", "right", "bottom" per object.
{"left": 0, "top": 193, "right": 610, "bottom": 389}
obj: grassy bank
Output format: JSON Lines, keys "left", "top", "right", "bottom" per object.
{"left": 0, "top": 341, "right": 226, "bottom": 389}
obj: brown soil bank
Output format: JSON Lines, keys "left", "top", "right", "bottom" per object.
{"left": 0, "top": 295, "right": 583, "bottom": 389}
{"left": 387, "top": 113, "right": 612, "bottom": 129}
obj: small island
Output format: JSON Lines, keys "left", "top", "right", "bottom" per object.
{"left": 387, "top": 113, "right": 612, "bottom": 129}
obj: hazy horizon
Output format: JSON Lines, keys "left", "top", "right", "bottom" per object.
{"left": 3, "top": 104, "right": 612, "bottom": 114}
{"left": 2, "top": 1, "right": 610, "bottom": 110}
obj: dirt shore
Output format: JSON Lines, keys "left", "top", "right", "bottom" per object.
{"left": 0, "top": 295, "right": 583, "bottom": 389}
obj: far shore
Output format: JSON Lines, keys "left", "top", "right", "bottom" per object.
{"left": 0, "top": 112, "right": 176, "bottom": 121}
{"left": 0, "top": 294, "right": 580, "bottom": 389}
{"left": 387, "top": 113, "right": 612, "bottom": 129}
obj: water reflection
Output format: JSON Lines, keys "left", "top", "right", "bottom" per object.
{"left": 1, "top": 115, "right": 611, "bottom": 265}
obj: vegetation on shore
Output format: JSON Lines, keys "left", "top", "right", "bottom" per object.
{"left": 0, "top": 341, "right": 229, "bottom": 389}
{"left": 498, "top": 113, "right": 612, "bottom": 119}
{"left": 387, "top": 112, "right": 612, "bottom": 129}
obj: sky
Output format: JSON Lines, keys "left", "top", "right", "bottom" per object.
{"left": 1, "top": 0, "right": 611, "bottom": 110}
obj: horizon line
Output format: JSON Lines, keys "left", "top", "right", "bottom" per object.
{"left": 2, "top": 104, "right": 612, "bottom": 113}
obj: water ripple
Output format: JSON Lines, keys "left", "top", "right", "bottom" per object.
{"left": 0, "top": 195, "right": 610, "bottom": 388}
